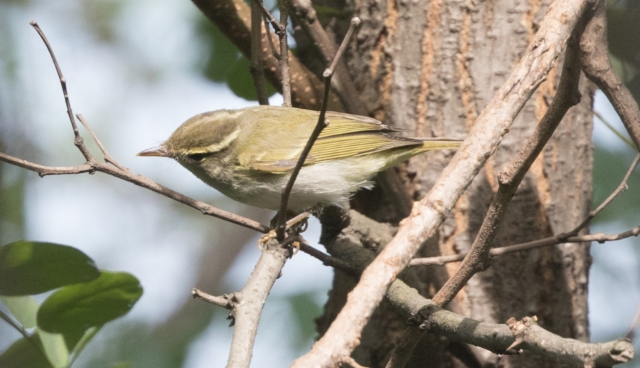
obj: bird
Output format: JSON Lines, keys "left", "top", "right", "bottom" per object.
{"left": 138, "top": 105, "right": 461, "bottom": 211}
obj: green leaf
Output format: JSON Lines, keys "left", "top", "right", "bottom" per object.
{"left": 38, "top": 329, "right": 69, "bottom": 368}
{"left": 0, "top": 335, "right": 51, "bottom": 368}
{"left": 199, "top": 18, "right": 241, "bottom": 83}
{"left": 0, "top": 241, "right": 100, "bottom": 296}
{"left": 197, "top": 18, "right": 276, "bottom": 101}
{"left": 0, "top": 296, "right": 40, "bottom": 328}
{"left": 37, "top": 271, "right": 142, "bottom": 337}
{"left": 227, "top": 56, "right": 277, "bottom": 101}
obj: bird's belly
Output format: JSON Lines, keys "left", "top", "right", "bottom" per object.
{"left": 200, "top": 158, "right": 386, "bottom": 211}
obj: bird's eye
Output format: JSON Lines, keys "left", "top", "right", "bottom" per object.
{"left": 188, "top": 153, "right": 207, "bottom": 162}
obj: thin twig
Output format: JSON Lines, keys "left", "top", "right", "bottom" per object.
{"left": 569, "top": 153, "right": 640, "bottom": 232}
{"left": 296, "top": 237, "right": 357, "bottom": 274}
{"left": 191, "top": 288, "right": 233, "bottom": 309}
{"left": 76, "top": 114, "right": 127, "bottom": 171}
{"left": 0, "top": 310, "right": 32, "bottom": 344}
{"left": 384, "top": 327, "right": 424, "bottom": 368}
{"left": 593, "top": 110, "right": 635, "bottom": 149}
{"left": 275, "top": 17, "right": 361, "bottom": 240}
{"left": 251, "top": 0, "right": 284, "bottom": 35}
{"left": 251, "top": 0, "right": 269, "bottom": 105}
{"left": 432, "top": 20, "right": 586, "bottom": 307}
{"left": 409, "top": 224, "right": 640, "bottom": 266}
{"left": 0, "top": 150, "right": 270, "bottom": 233}
{"left": 580, "top": 0, "right": 640, "bottom": 151}
{"left": 264, "top": 15, "right": 281, "bottom": 60}
{"left": 29, "top": 21, "right": 92, "bottom": 162}
{"left": 0, "top": 23, "right": 271, "bottom": 234}
{"left": 278, "top": 0, "right": 292, "bottom": 107}
{"left": 411, "top": 153, "right": 640, "bottom": 267}
{"left": 193, "top": 0, "right": 334, "bottom": 110}
{"left": 290, "top": 0, "right": 368, "bottom": 115}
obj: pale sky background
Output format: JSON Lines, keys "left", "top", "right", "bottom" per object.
{"left": 0, "top": 0, "right": 639, "bottom": 367}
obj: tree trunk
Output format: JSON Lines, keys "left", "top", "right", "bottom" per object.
{"left": 309, "top": 0, "right": 594, "bottom": 366}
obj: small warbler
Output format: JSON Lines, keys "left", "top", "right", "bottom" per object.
{"left": 138, "top": 105, "right": 461, "bottom": 211}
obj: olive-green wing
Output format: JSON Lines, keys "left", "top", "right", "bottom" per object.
{"left": 244, "top": 112, "right": 422, "bottom": 173}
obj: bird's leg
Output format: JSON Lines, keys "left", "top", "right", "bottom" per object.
{"left": 258, "top": 211, "right": 310, "bottom": 253}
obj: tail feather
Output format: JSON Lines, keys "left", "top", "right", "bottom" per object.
{"left": 418, "top": 139, "right": 462, "bottom": 152}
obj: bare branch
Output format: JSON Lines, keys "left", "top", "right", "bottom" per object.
{"left": 412, "top": 152, "right": 639, "bottom": 267}
{"left": 384, "top": 327, "right": 423, "bottom": 368}
{"left": 76, "top": 114, "right": 127, "bottom": 171}
{"left": 250, "top": 0, "right": 269, "bottom": 105}
{"left": 385, "top": 281, "right": 634, "bottom": 367}
{"left": 432, "top": 22, "right": 586, "bottom": 306}
{"left": 251, "top": 0, "right": 284, "bottom": 35}
{"left": 290, "top": 0, "right": 368, "bottom": 115}
{"left": 569, "top": 153, "right": 640, "bottom": 233}
{"left": 0, "top": 23, "right": 271, "bottom": 234}
{"left": 593, "top": 110, "right": 636, "bottom": 149}
{"left": 580, "top": 0, "right": 640, "bottom": 151}
{"left": 226, "top": 239, "right": 291, "bottom": 367}
{"left": 279, "top": 0, "right": 292, "bottom": 107}
{"left": 193, "top": 0, "right": 341, "bottom": 110}
{"left": 321, "top": 212, "right": 634, "bottom": 366}
{"left": 292, "top": 1, "right": 595, "bottom": 366}
{"left": 276, "top": 17, "right": 361, "bottom": 240}
{"left": 296, "top": 237, "right": 357, "bottom": 274}
{"left": 0, "top": 150, "right": 270, "bottom": 233}
{"left": 191, "top": 288, "right": 233, "bottom": 309}
{"left": 409, "top": 224, "right": 640, "bottom": 266}
{"left": 30, "top": 21, "right": 92, "bottom": 162}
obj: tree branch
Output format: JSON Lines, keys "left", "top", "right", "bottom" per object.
{"left": 276, "top": 17, "right": 361, "bottom": 240}
{"left": 385, "top": 281, "right": 633, "bottom": 367}
{"left": 225, "top": 239, "right": 291, "bottom": 367}
{"left": 432, "top": 19, "right": 586, "bottom": 307}
{"left": 580, "top": 0, "right": 640, "bottom": 151}
{"left": 278, "top": 0, "right": 292, "bottom": 107}
{"left": 0, "top": 22, "right": 271, "bottom": 234}
{"left": 292, "top": 1, "right": 595, "bottom": 366}
{"left": 320, "top": 210, "right": 634, "bottom": 366}
{"left": 250, "top": 0, "right": 269, "bottom": 105}
{"left": 290, "top": 0, "right": 368, "bottom": 115}
{"left": 192, "top": 0, "right": 343, "bottom": 110}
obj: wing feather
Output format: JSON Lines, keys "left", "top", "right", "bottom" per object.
{"left": 244, "top": 111, "right": 420, "bottom": 173}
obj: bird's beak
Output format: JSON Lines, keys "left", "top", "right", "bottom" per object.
{"left": 137, "top": 146, "right": 170, "bottom": 157}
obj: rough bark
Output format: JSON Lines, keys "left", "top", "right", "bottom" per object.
{"left": 309, "top": 0, "right": 594, "bottom": 366}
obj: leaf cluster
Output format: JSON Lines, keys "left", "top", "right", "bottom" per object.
{"left": 0, "top": 241, "right": 143, "bottom": 368}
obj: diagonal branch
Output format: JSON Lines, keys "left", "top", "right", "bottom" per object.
{"left": 320, "top": 211, "right": 634, "bottom": 366}
{"left": 250, "top": 0, "right": 269, "bottom": 105}
{"left": 580, "top": 0, "right": 640, "bottom": 151}
{"left": 292, "top": 1, "right": 595, "bottom": 366}
{"left": 290, "top": 0, "right": 368, "bottom": 115}
{"left": 276, "top": 17, "right": 361, "bottom": 240}
{"left": 432, "top": 20, "right": 586, "bottom": 307}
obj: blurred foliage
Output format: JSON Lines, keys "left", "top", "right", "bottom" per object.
{"left": 196, "top": 16, "right": 276, "bottom": 101}
{"left": 0, "top": 167, "right": 25, "bottom": 245}
{"left": 607, "top": 0, "right": 640, "bottom": 103}
{"left": 285, "top": 292, "right": 323, "bottom": 351}
{"left": 0, "top": 241, "right": 142, "bottom": 368}
{"left": 592, "top": 147, "right": 640, "bottom": 227}
{"left": 80, "top": 0, "right": 123, "bottom": 43}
